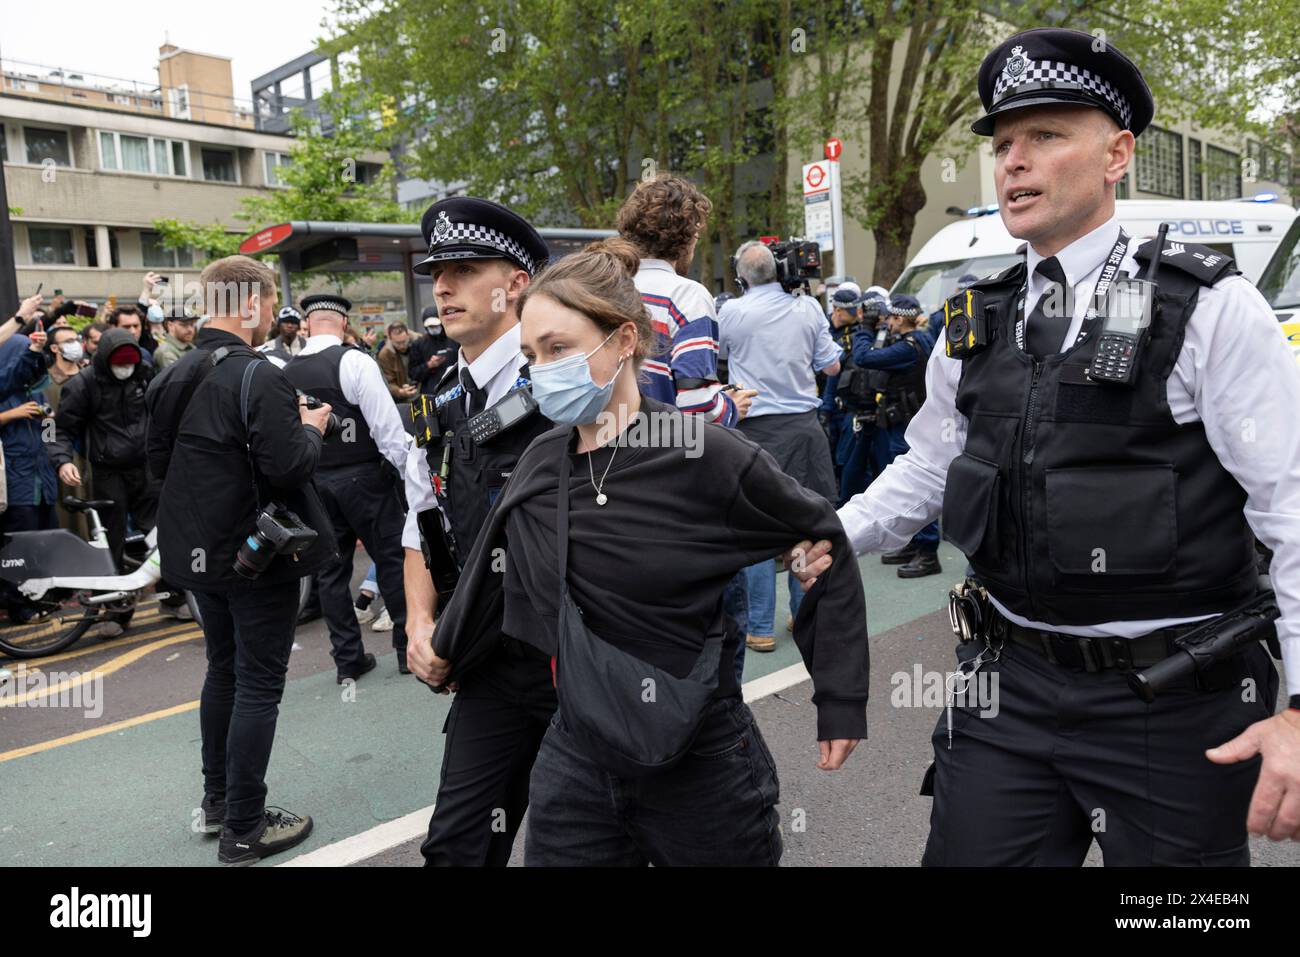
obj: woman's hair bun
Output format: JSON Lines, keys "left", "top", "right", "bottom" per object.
{"left": 582, "top": 236, "right": 642, "bottom": 277}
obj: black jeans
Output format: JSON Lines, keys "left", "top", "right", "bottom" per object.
{"left": 193, "top": 582, "right": 300, "bottom": 835}
{"left": 525, "top": 695, "right": 782, "bottom": 866}
{"left": 922, "top": 637, "right": 1279, "bottom": 866}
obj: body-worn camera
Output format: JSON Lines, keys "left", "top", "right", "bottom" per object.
{"left": 233, "top": 503, "right": 319, "bottom": 579}
{"left": 943, "top": 288, "right": 991, "bottom": 359}
{"left": 297, "top": 391, "right": 340, "bottom": 438}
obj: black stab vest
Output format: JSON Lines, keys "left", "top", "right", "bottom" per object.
{"left": 283, "top": 345, "right": 381, "bottom": 469}
{"left": 942, "top": 240, "right": 1257, "bottom": 625}
{"left": 425, "top": 362, "right": 552, "bottom": 566}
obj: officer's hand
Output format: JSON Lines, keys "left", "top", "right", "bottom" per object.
{"left": 428, "top": 355, "right": 445, "bottom": 368}
{"left": 299, "top": 396, "right": 333, "bottom": 434}
{"left": 58, "top": 463, "right": 82, "bottom": 487}
{"left": 399, "top": 383, "right": 418, "bottom": 399}
{"left": 1208, "top": 709, "right": 1300, "bottom": 840}
{"left": 731, "top": 387, "right": 758, "bottom": 421}
{"left": 785, "top": 539, "right": 833, "bottom": 591}
{"left": 817, "top": 738, "right": 859, "bottom": 770}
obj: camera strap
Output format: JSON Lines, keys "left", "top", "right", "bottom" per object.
{"left": 238, "top": 357, "right": 265, "bottom": 511}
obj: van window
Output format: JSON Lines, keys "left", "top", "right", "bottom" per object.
{"left": 1259, "top": 217, "right": 1300, "bottom": 310}
{"left": 892, "top": 254, "right": 1023, "bottom": 312}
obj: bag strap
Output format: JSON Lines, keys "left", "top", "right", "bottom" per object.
{"left": 556, "top": 434, "right": 572, "bottom": 578}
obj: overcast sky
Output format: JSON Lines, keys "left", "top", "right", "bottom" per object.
{"left": 0, "top": 0, "right": 340, "bottom": 102}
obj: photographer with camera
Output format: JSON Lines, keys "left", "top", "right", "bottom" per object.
{"left": 718, "top": 240, "right": 841, "bottom": 654}
{"left": 283, "top": 294, "right": 412, "bottom": 683}
{"left": 146, "top": 255, "right": 337, "bottom": 865}
{"left": 851, "top": 293, "right": 941, "bottom": 578}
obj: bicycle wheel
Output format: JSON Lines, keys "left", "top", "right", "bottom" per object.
{"left": 0, "top": 597, "right": 96, "bottom": 659}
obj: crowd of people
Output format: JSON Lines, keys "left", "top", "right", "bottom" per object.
{"left": 7, "top": 24, "right": 1300, "bottom": 871}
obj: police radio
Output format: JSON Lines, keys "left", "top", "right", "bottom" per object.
{"left": 1086, "top": 223, "right": 1165, "bottom": 387}
{"left": 467, "top": 387, "right": 539, "bottom": 445}
{"left": 943, "top": 287, "right": 990, "bottom": 359}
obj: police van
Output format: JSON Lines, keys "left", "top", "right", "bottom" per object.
{"left": 892, "top": 198, "right": 1295, "bottom": 313}
{"left": 1257, "top": 209, "right": 1300, "bottom": 362}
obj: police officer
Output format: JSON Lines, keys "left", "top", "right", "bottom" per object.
{"left": 799, "top": 27, "right": 1300, "bottom": 863}
{"left": 852, "top": 293, "right": 941, "bottom": 578}
{"left": 401, "top": 197, "right": 555, "bottom": 866}
{"left": 282, "top": 294, "right": 412, "bottom": 682}
{"left": 819, "top": 283, "right": 881, "bottom": 505}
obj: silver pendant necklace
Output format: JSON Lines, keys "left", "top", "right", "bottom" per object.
{"left": 587, "top": 444, "right": 618, "bottom": 505}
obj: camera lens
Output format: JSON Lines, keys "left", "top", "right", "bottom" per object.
{"left": 947, "top": 316, "right": 969, "bottom": 342}
{"left": 233, "top": 529, "right": 277, "bottom": 579}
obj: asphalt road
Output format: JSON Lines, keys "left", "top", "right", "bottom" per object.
{"left": 3, "top": 541, "right": 1298, "bottom": 868}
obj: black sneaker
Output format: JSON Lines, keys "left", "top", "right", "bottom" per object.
{"left": 198, "top": 794, "right": 225, "bottom": 835}
{"left": 898, "top": 552, "right": 943, "bottom": 578}
{"left": 881, "top": 545, "right": 918, "bottom": 565}
{"left": 218, "top": 807, "right": 314, "bottom": 865}
{"left": 337, "top": 652, "right": 377, "bottom": 684}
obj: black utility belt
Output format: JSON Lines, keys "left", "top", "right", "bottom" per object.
{"left": 990, "top": 612, "right": 1187, "bottom": 673}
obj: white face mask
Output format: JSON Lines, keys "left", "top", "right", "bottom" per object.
{"left": 59, "top": 341, "right": 84, "bottom": 362}
{"left": 110, "top": 364, "right": 136, "bottom": 381}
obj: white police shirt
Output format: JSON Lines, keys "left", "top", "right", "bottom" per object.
{"left": 401, "top": 323, "right": 526, "bottom": 550}
{"left": 837, "top": 215, "right": 1300, "bottom": 694}
{"left": 294, "top": 333, "right": 411, "bottom": 474}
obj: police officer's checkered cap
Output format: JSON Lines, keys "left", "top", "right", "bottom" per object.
{"left": 974, "top": 28, "right": 1154, "bottom": 137}
{"left": 415, "top": 197, "right": 550, "bottom": 277}
{"left": 992, "top": 59, "right": 1131, "bottom": 130}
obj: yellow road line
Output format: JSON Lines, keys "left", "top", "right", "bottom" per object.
{"left": 0, "top": 616, "right": 186, "bottom": 668}
{"left": 0, "top": 626, "right": 200, "bottom": 707}
{"left": 0, "top": 700, "right": 199, "bottom": 763}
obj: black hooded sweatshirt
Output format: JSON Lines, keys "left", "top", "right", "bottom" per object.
{"left": 433, "top": 397, "right": 871, "bottom": 742}
{"left": 49, "top": 327, "right": 151, "bottom": 470}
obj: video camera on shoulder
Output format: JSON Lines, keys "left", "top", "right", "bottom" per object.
{"left": 738, "top": 236, "right": 821, "bottom": 294}
{"left": 233, "top": 503, "right": 319, "bottom": 580}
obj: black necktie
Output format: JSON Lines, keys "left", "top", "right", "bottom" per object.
{"left": 460, "top": 367, "right": 487, "bottom": 417}
{"left": 1023, "top": 257, "right": 1075, "bottom": 358}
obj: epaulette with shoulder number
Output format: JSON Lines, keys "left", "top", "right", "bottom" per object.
{"left": 1134, "top": 239, "right": 1240, "bottom": 287}
{"left": 969, "top": 260, "right": 1026, "bottom": 290}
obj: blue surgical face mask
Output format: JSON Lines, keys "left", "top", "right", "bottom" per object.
{"left": 147, "top": 304, "right": 166, "bottom": 324}
{"left": 529, "top": 328, "right": 626, "bottom": 426}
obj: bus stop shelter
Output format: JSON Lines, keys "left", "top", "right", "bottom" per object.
{"left": 238, "top": 221, "right": 614, "bottom": 324}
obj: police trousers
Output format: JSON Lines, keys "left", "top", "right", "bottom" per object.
{"left": 421, "top": 639, "right": 557, "bottom": 866}
{"left": 922, "top": 636, "right": 1279, "bottom": 866}
{"left": 313, "top": 461, "right": 407, "bottom": 674}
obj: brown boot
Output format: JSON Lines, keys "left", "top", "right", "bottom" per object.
{"left": 746, "top": 633, "right": 776, "bottom": 653}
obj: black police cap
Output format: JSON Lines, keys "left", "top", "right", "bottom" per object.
{"left": 972, "top": 28, "right": 1153, "bottom": 137}
{"left": 413, "top": 197, "right": 549, "bottom": 277}
{"left": 299, "top": 294, "right": 353, "bottom": 318}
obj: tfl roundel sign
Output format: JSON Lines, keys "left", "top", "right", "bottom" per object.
{"left": 239, "top": 223, "right": 294, "bottom": 254}
{"left": 825, "top": 138, "right": 842, "bottom": 160}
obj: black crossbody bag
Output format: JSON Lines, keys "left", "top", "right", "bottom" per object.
{"left": 552, "top": 442, "right": 722, "bottom": 778}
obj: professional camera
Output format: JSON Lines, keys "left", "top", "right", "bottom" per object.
{"left": 233, "top": 503, "right": 319, "bottom": 579}
{"left": 297, "top": 391, "right": 340, "bottom": 438}
{"left": 763, "top": 237, "right": 822, "bottom": 293}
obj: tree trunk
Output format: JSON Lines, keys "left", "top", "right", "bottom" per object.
{"left": 871, "top": 168, "right": 927, "bottom": 286}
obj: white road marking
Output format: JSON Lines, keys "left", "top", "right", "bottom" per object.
{"left": 277, "top": 663, "right": 812, "bottom": 867}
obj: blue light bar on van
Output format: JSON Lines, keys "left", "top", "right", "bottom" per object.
{"left": 965, "top": 204, "right": 1000, "bottom": 217}
{"left": 1227, "top": 192, "right": 1279, "bottom": 202}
